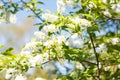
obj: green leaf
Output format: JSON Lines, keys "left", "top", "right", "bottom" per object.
{"left": 37, "top": 1, "right": 44, "bottom": 4}
{"left": 6, "top": 47, "right": 14, "bottom": 52}
{"left": 0, "top": 44, "right": 3, "bottom": 48}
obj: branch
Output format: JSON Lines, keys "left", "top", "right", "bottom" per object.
{"left": 98, "top": 12, "right": 120, "bottom": 21}
{"left": 41, "top": 59, "right": 52, "bottom": 65}
{"left": 104, "top": 14, "right": 120, "bottom": 21}
{"left": 21, "top": 0, "right": 44, "bottom": 22}
{"left": 89, "top": 34, "right": 101, "bottom": 80}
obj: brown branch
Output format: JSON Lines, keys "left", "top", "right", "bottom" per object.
{"left": 89, "top": 34, "right": 101, "bottom": 80}
{"left": 104, "top": 14, "right": 120, "bottom": 20}
{"left": 41, "top": 59, "right": 52, "bottom": 65}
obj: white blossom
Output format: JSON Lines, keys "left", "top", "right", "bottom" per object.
{"left": 66, "top": 0, "right": 74, "bottom": 6}
{"left": 57, "top": 0, "right": 66, "bottom": 14}
{"left": 34, "top": 31, "right": 47, "bottom": 40}
{"left": 104, "top": 66, "right": 111, "bottom": 71}
{"left": 15, "top": 74, "right": 27, "bottom": 80}
{"left": 72, "top": 16, "right": 91, "bottom": 27}
{"left": 95, "top": 47, "right": 101, "bottom": 53}
{"left": 29, "top": 54, "right": 43, "bottom": 67}
{"left": 118, "top": 64, "right": 120, "bottom": 69}
{"left": 42, "top": 13, "right": 58, "bottom": 22}
{"left": 103, "top": 10, "right": 112, "bottom": 17}
{"left": 76, "top": 62, "right": 84, "bottom": 71}
{"left": 5, "top": 68, "right": 17, "bottom": 79}
{"left": 72, "top": 39, "right": 84, "bottom": 48}
{"left": 71, "top": 33, "right": 79, "bottom": 39}
{"left": 57, "top": 36, "right": 66, "bottom": 44}
{"left": 96, "top": 43, "right": 107, "bottom": 53}
{"left": 112, "top": 38, "right": 119, "bottom": 45}
{"left": 102, "top": 0, "right": 107, "bottom": 3}
{"left": 20, "top": 51, "right": 31, "bottom": 56}
{"left": 43, "top": 24, "right": 57, "bottom": 33}
{"left": 99, "top": 43, "right": 107, "bottom": 51}
{"left": 35, "top": 77, "right": 46, "bottom": 80}
{"left": 88, "top": 1, "right": 97, "bottom": 9}
{"left": 43, "top": 52, "right": 49, "bottom": 60}
{"left": 24, "top": 42, "right": 38, "bottom": 50}
{"left": 65, "top": 40, "right": 71, "bottom": 46}
{"left": 43, "top": 40, "right": 54, "bottom": 48}
{"left": 9, "top": 14, "right": 17, "bottom": 24}
{"left": 66, "top": 0, "right": 82, "bottom": 7}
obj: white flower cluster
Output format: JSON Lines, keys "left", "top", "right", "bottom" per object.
{"left": 96, "top": 43, "right": 107, "bottom": 53}
{"left": 34, "top": 31, "right": 47, "bottom": 40}
{"left": 23, "top": 42, "right": 38, "bottom": 50}
{"left": 89, "top": 43, "right": 107, "bottom": 54}
{"left": 20, "top": 51, "right": 31, "bottom": 56}
{"left": 43, "top": 24, "right": 57, "bottom": 33}
{"left": 88, "top": 1, "right": 97, "bottom": 9}
{"left": 43, "top": 40, "right": 54, "bottom": 48}
{"left": 111, "top": 38, "right": 119, "bottom": 45}
{"left": 15, "top": 74, "right": 27, "bottom": 80}
{"left": 29, "top": 54, "right": 43, "bottom": 67}
{"left": 72, "top": 16, "right": 91, "bottom": 27}
{"left": 76, "top": 62, "right": 84, "bottom": 71}
{"left": 53, "top": 35, "right": 66, "bottom": 45}
{"left": 57, "top": 0, "right": 66, "bottom": 14}
{"left": 65, "top": 33, "right": 84, "bottom": 48}
{"left": 42, "top": 13, "right": 58, "bottom": 22}
{"left": 57, "top": 0, "right": 81, "bottom": 14}
{"left": 104, "top": 66, "right": 111, "bottom": 71}
{"left": 103, "top": 10, "right": 112, "bottom": 17}
{"left": 5, "top": 68, "right": 17, "bottom": 79}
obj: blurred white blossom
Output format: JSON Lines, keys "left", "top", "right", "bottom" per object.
{"left": 53, "top": 35, "right": 66, "bottom": 45}
{"left": 72, "top": 39, "right": 84, "bottom": 48}
{"left": 112, "top": 38, "right": 119, "bottom": 45}
{"left": 42, "top": 13, "right": 58, "bottom": 22}
{"left": 57, "top": 0, "right": 66, "bottom": 14}
{"left": 57, "top": 0, "right": 82, "bottom": 14}
{"left": 103, "top": 10, "right": 112, "bottom": 17}
{"left": 5, "top": 68, "right": 17, "bottom": 79}
{"left": 88, "top": 1, "right": 97, "bottom": 9}
{"left": 102, "top": 0, "right": 107, "bottom": 3}
{"left": 9, "top": 14, "right": 17, "bottom": 24}
{"left": 43, "top": 40, "right": 54, "bottom": 48}
{"left": 20, "top": 51, "right": 31, "bottom": 56}
{"left": 104, "top": 66, "right": 111, "bottom": 71}
{"left": 35, "top": 77, "right": 46, "bottom": 80}
{"left": 34, "top": 31, "right": 47, "bottom": 40}
{"left": 24, "top": 42, "right": 38, "bottom": 50}
{"left": 43, "top": 24, "right": 57, "bottom": 33}
{"left": 96, "top": 43, "right": 107, "bottom": 53}
{"left": 76, "top": 62, "right": 84, "bottom": 71}
{"left": 118, "top": 64, "right": 120, "bottom": 69}
{"left": 99, "top": 43, "right": 107, "bottom": 51}
{"left": 29, "top": 54, "right": 43, "bottom": 67}
{"left": 71, "top": 33, "right": 79, "bottom": 39}
{"left": 15, "top": 74, "right": 27, "bottom": 80}
{"left": 72, "top": 17, "right": 91, "bottom": 27}
{"left": 66, "top": 0, "right": 74, "bottom": 6}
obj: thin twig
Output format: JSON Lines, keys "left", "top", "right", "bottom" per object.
{"left": 21, "top": 0, "right": 44, "bottom": 22}
{"left": 89, "top": 34, "right": 101, "bottom": 80}
{"left": 41, "top": 59, "right": 52, "bottom": 65}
